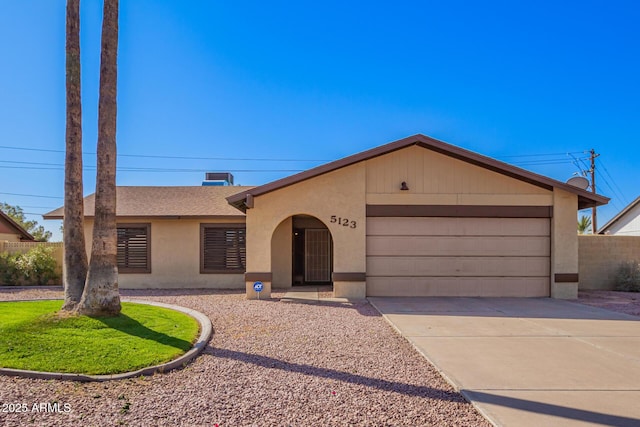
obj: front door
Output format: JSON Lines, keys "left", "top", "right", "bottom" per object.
{"left": 305, "top": 229, "right": 332, "bottom": 282}
{"left": 289, "top": 228, "right": 329, "bottom": 284}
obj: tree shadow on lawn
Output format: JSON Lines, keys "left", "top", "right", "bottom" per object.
{"left": 95, "top": 314, "right": 193, "bottom": 351}
{"left": 212, "top": 347, "right": 464, "bottom": 402}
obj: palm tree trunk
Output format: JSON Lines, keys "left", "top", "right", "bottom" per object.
{"left": 62, "top": 0, "right": 88, "bottom": 311}
{"left": 76, "top": 0, "right": 120, "bottom": 316}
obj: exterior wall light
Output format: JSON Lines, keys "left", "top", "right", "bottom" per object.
{"left": 400, "top": 181, "right": 409, "bottom": 191}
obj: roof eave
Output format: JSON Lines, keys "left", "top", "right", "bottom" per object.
{"left": 226, "top": 135, "right": 425, "bottom": 210}
{"left": 226, "top": 134, "right": 610, "bottom": 210}
{"left": 44, "top": 214, "right": 246, "bottom": 220}
{"left": 226, "top": 193, "right": 250, "bottom": 213}
{"left": 1, "top": 211, "right": 36, "bottom": 241}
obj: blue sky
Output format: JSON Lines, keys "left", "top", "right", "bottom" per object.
{"left": 1, "top": 1, "right": 638, "bottom": 241}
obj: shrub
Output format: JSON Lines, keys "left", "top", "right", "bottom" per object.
{"left": 0, "top": 252, "right": 21, "bottom": 285}
{"left": 614, "top": 261, "right": 640, "bottom": 292}
{"left": 0, "top": 247, "right": 60, "bottom": 286}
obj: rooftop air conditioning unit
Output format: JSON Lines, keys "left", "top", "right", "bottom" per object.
{"left": 202, "top": 172, "right": 234, "bottom": 186}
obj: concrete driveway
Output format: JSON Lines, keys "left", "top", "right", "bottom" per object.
{"left": 368, "top": 297, "right": 640, "bottom": 427}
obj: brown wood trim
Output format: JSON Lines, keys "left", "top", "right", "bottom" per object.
{"left": 332, "top": 272, "right": 366, "bottom": 282}
{"left": 245, "top": 272, "right": 272, "bottom": 281}
{"left": 366, "top": 205, "right": 553, "bottom": 218}
{"left": 245, "top": 194, "right": 254, "bottom": 209}
{"left": 554, "top": 273, "right": 579, "bottom": 283}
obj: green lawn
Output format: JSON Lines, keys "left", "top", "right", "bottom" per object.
{"left": 0, "top": 300, "right": 200, "bottom": 375}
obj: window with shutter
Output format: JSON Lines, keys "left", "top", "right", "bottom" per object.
{"left": 200, "top": 224, "right": 246, "bottom": 273}
{"left": 117, "top": 224, "right": 151, "bottom": 273}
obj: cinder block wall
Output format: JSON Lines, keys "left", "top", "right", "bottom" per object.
{"left": 578, "top": 235, "right": 640, "bottom": 290}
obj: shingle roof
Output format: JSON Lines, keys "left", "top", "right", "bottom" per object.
{"left": 228, "top": 134, "right": 610, "bottom": 211}
{"left": 598, "top": 195, "right": 640, "bottom": 234}
{"left": 0, "top": 209, "right": 36, "bottom": 241}
{"left": 43, "top": 186, "right": 253, "bottom": 219}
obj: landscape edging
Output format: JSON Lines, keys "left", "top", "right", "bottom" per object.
{"left": 0, "top": 298, "right": 212, "bottom": 382}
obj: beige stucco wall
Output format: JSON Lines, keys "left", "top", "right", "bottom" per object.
{"left": 245, "top": 163, "right": 367, "bottom": 297}
{"left": 84, "top": 217, "right": 245, "bottom": 289}
{"left": 550, "top": 188, "right": 580, "bottom": 298}
{"left": 365, "top": 146, "right": 553, "bottom": 205}
{"left": 579, "top": 235, "right": 640, "bottom": 289}
{"left": 364, "top": 145, "right": 560, "bottom": 297}
{"left": 245, "top": 144, "right": 582, "bottom": 299}
{"left": 271, "top": 217, "right": 292, "bottom": 288}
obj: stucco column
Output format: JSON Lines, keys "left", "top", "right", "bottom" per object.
{"left": 244, "top": 209, "right": 272, "bottom": 299}
{"left": 551, "top": 188, "right": 579, "bottom": 299}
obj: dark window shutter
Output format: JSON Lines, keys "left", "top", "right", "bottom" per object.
{"left": 117, "top": 225, "right": 150, "bottom": 273}
{"left": 201, "top": 226, "right": 246, "bottom": 273}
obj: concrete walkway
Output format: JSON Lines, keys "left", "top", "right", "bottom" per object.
{"left": 368, "top": 297, "right": 640, "bottom": 427}
{"left": 281, "top": 287, "right": 360, "bottom": 304}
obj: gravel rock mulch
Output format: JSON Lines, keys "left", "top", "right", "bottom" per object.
{"left": 0, "top": 287, "right": 489, "bottom": 427}
{"left": 576, "top": 290, "right": 640, "bottom": 316}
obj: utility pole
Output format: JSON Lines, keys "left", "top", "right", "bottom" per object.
{"left": 590, "top": 149, "right": 599, "bottom": 234}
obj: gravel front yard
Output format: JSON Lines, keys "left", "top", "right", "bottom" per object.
{"left": 3, "top": 288, "right": 638, "bottom": 426}
{"left": 576, "top": 290, "right": 640, "bottom": 316}
{"left": 0, "top": 288, "right": 489, "bottom": 427}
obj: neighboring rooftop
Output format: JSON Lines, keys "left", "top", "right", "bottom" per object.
{"left": 598, "top": 195, "right": 640, "bottom": 234}
{"left": 0, "top": 209, "right": 36, "bottom": 241}
{"left": 43, "top": 186, "right": 253, "bottom": 219}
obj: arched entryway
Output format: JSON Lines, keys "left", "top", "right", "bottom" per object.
{"left": 271, "top": 214, "right": 334, "bottom": 289}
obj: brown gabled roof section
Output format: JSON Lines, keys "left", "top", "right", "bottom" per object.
{"left": 0, "top": 210, "right": 36, "bottom": 241}
{"left": 227, "top": 134, "right": 609, "bottom": 212}
{"left": 598, "top": 195, "right": 640, "bottom": 234}
{"left": 44, "top": 186, "right": 253, "bottom": 220}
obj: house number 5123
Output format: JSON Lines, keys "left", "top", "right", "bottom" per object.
{"left": 330, "top": 215, "right": 357, "bottom": 229}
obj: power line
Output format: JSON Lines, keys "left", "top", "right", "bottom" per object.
{"left": 510, "top": 158, "right": 588, "bottom": 166}
{"left": 0, "top": 164, "right": 305, "bottom": 173}
{"left": 598, "top": 158, "right": 629, "bottom": 205}
{"left": 0, "top": 155, "right": 592, "bottom": 170}
{"left": 594, "top": 173, "right": 622, "bottom": 211}
{"left": 0, "top": 160, "right": 61, "bottom": 167}
{"left": 497, "top": 151, "right": 585, "bottom": 158}
{"left": 1, "top": 143, "right": 592, "bottom": 163}
{"left": 7, "top": 205, "right": 57, "bottom": 209}
{"left": 0, "top": 144, "right": 331, "bottom": 162}
{"left": 0, "top": 160, "right": 304, "bottom": 173}
{"left": 0, "top": 192, "right": 63, "bottom": 199}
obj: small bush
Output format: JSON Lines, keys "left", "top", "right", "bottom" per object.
{"left": 615, "top": 261, "right": 640, "bottom": 292}
{"left": 0, "top": 247, "right": 60, "bottom": 286}
{"left": 0, "top": 252, "right": 21, "bottom": 285}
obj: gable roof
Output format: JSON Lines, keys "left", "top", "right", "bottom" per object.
{"left": 0, "top": 210, "right": 36, "bottom": 241}
{"left": 227, "top": 134, "right": 610, "bottom": 211}
{"left": 598, "top": 195, "right": 640, "bottom": 234}
{"left": 44, "top": 186, "right": 253, "bottom": 220}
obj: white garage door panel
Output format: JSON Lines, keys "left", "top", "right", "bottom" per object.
{"left": 366, "top": 256, "right": 550, "bottom": 277}
{"left": 367, "top": 236, "right": 550, "bottom": 257}
{"left": 367, "top": 217, "right": 550, "bottom": 237}
{"left": 366, "top": 276, "right": 549, "bottom": 297}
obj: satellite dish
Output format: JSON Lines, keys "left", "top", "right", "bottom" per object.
{"left": 566, "top": 176, "right": 590, "bottom": 190}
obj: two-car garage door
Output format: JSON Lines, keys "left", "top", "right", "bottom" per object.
{"left": 366, "top": 217, "right": 550, "bottom": 297}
